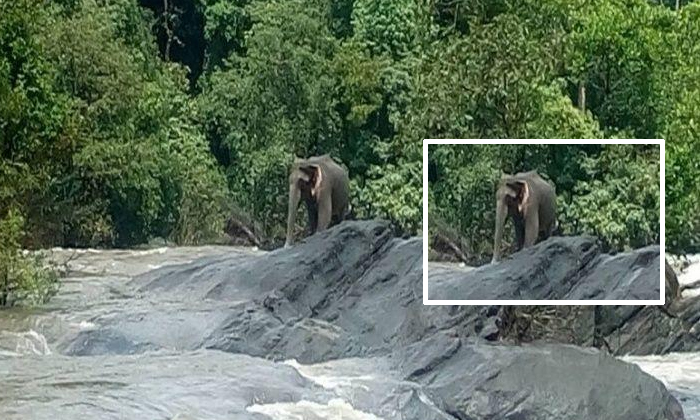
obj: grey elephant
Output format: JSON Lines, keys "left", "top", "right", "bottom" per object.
{"left": 492, "top": 171, "right": 557, "bottom": 263}
{"left": 285, "top": 155, "right": 350, "bottom": 247}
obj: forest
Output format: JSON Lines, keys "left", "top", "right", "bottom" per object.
{"left": 1, "top": 0, "right": 699, "bottom": 305}
{"left": 428, "top": 144, "right": 661, "bottom": 264}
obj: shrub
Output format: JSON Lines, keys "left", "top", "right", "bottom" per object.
{"left": 0, "top": 211, "right": 58, "bottom": 307}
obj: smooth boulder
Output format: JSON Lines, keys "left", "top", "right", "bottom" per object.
{"left": 429, "top": 236, "right": 661, "bottom": 300}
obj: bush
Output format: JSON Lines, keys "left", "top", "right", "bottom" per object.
{"left": 0, "top": 211, "right": 58, "bottom": 307}
{"left": 560, "top": 145, "right": 660, "bottom": 251}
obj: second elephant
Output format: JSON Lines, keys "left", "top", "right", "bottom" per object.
{"left": 492, "top": 171, "right": 557, "bottom": 263}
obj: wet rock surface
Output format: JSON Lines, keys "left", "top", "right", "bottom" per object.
{"left": 394, "top": 338, "right": 684, "bottom": 420}
{"left": 428, "top": 236, "right": 661, "bottom": 300}
{"left": 43, "top": 221, "right": 687, "bottom": 420}
{"left": 596, "top": 298, "right": 700, "bottom": 355}
{"left": 498, "top": 262, "right": 700, "bottom": 357}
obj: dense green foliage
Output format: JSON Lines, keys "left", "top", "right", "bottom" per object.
{"left": 0, "top": 210, "right": 58, "bottom": 307}
{"left": 428, "top": 144, "right": 660, "bottom": 263}
{"left": 1, "top": 0, "right": 700, "bottom": 304}
{"left": 1, "top": 0, "right": 227, "bottom": 248}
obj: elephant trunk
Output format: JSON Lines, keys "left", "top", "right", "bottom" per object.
{"left": 492, "top": 198, "right": 507, "bottom": 263}
{"left": 285, "top": 181, "right": 301, "bottom": 247}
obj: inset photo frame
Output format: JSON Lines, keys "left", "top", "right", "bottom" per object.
{"left": 423, "top": 139, "right": 664, "bottom": 306}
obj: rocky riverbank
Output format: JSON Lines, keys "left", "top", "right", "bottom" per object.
{"left": 428, "top": 236, "right": 661, "bottom": 301}
{"left": 1, "top": 221, "right": 693, "bottom": 419}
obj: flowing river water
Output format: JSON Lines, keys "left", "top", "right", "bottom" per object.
{"left": 1, "top": 247, "right": 699, "bottom": 419}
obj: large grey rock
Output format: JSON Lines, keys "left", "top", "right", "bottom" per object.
{"left": 596, "top": 298, "right": 700, "bottom": 355}
{"left": 55, "top": 221, "right": 684, "bottom": 420}
{"left": 429, "top": 236, "right": 661, "bottom": 300}
{"left": 394, "top": 336, "right": 684, "bottom": 420}
{"left": 497, "top": 262, "right": 700, "bottom": 356}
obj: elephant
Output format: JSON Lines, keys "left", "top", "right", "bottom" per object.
{"left": 285, "top": 154, "right": 350, "bottom": 247}
{"left": 492, "top": 171, "right": 557, "bottom": 263}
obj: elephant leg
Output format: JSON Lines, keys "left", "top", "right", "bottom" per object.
{"left": 523, "top": 209, "right": 540, "bottom": 248}
{"left": 542, "top": 217, "right": 556, "bottom": 239}
{"left": 538, "top": 224, "right": 552, "bottom": 242}
{"left": 316, "top": 192, "right": 332, "bottom": 232}
{"left": 285, "top": 183, "right": 302, "bottom": 247}
{"left": 492, "top": 199, "right": 508, "bottom": 263}
{"left": 305, "top": 200, "right": 318, "bottom": 234}
{"left": 514, "top": 216, "right": 525, "bottom": 251}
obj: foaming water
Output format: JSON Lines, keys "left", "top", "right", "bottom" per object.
{"left": 284, "top": 358, "right": 444, "bottom": 417}
{"left": 284, "top": 359, "right": 377, "bottom": 390}
{"left": 0, "top": 330, "right": 51, "bottom": 355}
{"left": 671, "top": 254, "right": 700, "bottom": 298}
{"left": 75, "top": 320, "right": 96, "bottom": 330}
{"left": 622, "top": 352, "right": 700, "bottom": 392}
{"left": 623, "top": 352, "right": 700, "bottom": 418}
{"left": 247, "top": 398, "right": 383, "bottom": 420}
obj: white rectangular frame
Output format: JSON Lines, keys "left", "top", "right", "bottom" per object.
{"left": 422, "top": 139, "right": 665, "bottom": 306}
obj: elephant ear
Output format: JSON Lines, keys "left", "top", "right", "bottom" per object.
{"left": 298, "top": 164, "right": 323, "bottom": 197}
{"left": 506, "top": 179, "right": 529, "bottom": 211}
{"left": 290, "top": 166, "right": 310, "bottom": 183}
{"left": 310, "top": 165, "right": 323, "bottom": 197}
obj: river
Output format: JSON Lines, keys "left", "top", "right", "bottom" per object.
{"left": 0, "top": 247, "right": 403, "bottom": 419}
{"left": 0, "top": 246, "right": 698, "bottom": 419}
